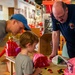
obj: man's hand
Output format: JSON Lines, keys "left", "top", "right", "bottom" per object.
{"left": 49, "top": 52, "right": 57, "bottom": 60}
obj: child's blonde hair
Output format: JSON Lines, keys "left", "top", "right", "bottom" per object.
{"left": 20, "top": 31, "right": 39, "bottom": 48}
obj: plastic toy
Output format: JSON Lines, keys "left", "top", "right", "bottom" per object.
{"left": 0, "top": 37, "right": 21, "bottom": 57}
{"left": 33, "top": 53, "right": 50, "bottom": 68}
{"left": 64, "top": 58, "right": 75, "bottom": 75}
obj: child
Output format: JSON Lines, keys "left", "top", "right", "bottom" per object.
{"left": 15, "top": 31, "right": 41, "bottom": 75}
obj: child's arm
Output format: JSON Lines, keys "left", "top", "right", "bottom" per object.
{"left": 32, "top": 68, "right": 42, "bottom": 75}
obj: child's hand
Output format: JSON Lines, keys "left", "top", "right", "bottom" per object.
{"left": 35, "top": 67, "right": 42, "bottom": 74}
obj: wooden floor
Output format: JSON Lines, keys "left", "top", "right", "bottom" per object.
{"left": 0, "top": 62, "right": 7, "bottom": 75}
{"left": 0, "top": 56, "right": 10, "bottom": 75}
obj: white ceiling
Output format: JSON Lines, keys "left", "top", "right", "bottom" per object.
{"left": 0, "top": 0, "right": 14, "bottom": 7}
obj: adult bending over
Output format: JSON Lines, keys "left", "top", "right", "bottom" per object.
{"left": 49, "top": 1, "right": 75, "bottom": 58}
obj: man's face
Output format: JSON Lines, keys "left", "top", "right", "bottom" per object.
{"left": 11, "top": 20, "right": 24, "bottom": 35}
{"left": 53, "top": 7, "right": 68, "bottom": 23}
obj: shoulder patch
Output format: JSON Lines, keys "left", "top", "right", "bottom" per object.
{"left": 69, "top": 23, "right": 75, "bottom": 29}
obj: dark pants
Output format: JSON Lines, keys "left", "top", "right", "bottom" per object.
{"left": 66, "top": 42, "right": 75, "bottom": 58}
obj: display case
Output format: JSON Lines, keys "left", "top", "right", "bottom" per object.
{"left": 43, "top": 13, "right": 53, "bottom": 34}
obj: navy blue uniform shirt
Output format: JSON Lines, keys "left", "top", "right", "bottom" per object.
{"left": 52, "top": 4, "right": 75, "bottom": 58}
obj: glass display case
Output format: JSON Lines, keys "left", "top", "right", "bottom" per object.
{"left": 43, "top": 13, "right": 53, "bottom": 34}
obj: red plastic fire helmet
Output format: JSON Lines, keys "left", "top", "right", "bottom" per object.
{"left": 33, "top": 53, "right": 50, "bottom": 68}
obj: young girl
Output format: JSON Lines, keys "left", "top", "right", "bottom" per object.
{"left": 15, "top": 31, "right": 41, "bottom": 75}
